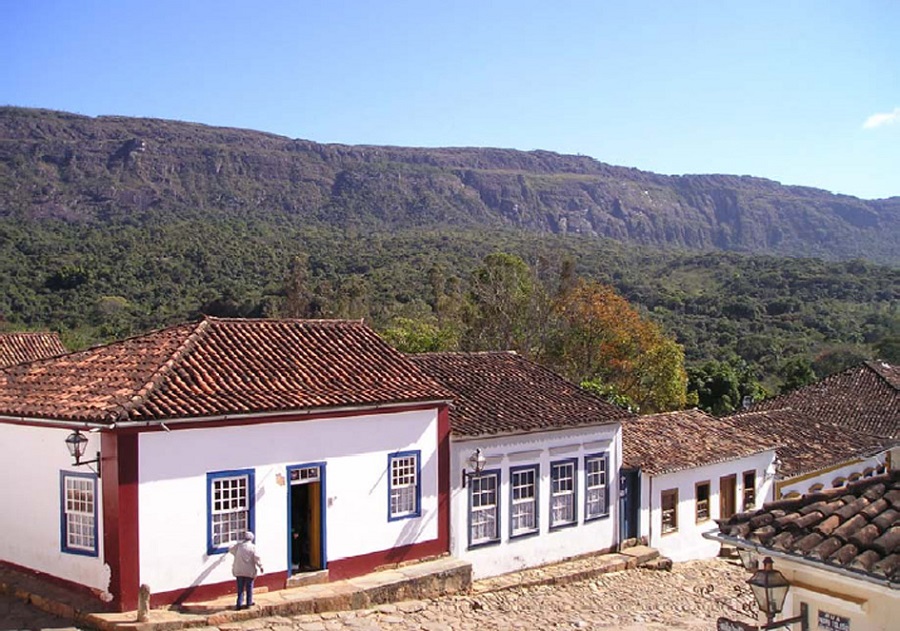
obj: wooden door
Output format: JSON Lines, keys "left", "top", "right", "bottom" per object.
{"left": 720, "top": 474, "right": 737, "bottom": 519}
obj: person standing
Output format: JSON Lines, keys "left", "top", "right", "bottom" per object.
{"left": 229, "top": 531, "right": 263, "bottom": 610}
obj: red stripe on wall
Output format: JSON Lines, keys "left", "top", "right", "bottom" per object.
{"left": 102, "top": 432, "right": 140, "bottom": 612}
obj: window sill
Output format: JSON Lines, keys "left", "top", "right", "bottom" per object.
{"left": 661, "top": 528, "right": 679, "bottom": 536}
{"left": 509, "top": 529, "right": 540, "bottom": 541}
{"left": 584, "top": 513, "right": 610, "bottom": 523}
{"left": 468, "top": 538, "right": 501, "bottom": 550}
{"left": 549, "top": 521, "right": 578, "bottom": 532}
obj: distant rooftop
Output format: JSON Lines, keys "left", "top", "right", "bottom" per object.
{"left": 409, "top": 351, "right": 633, "bottom": 438}
{"left": 0, "top": 332, "right": 66, "bottom": 369}
{"left": 622, "top": 408, "right": 778, "bottom": 475}
{"left": 747, "top": 361, "right": 899, "bottom": 439}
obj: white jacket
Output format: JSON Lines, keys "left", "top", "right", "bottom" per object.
{"left": 230, "top": 535, "right": 263, "bottom": 578}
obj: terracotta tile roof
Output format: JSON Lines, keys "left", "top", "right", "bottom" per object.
{"left": 622, "top": 408, "right": 778, "bottom": 475}
{"left": 0, "top": 318, "right": 453, "bottom": 425}
{"left": 0, "top": 332, "right": 66, "bottom": 368}
{"left": 408, "top": 351, "right": 633, "bottom": 438}
{"left": 716, "top": 470, "right": 900, "bottom": 584}
{"left": 723, "top": 408, "right": 891, "bottom": 478}
{"left": 747, "top": 361, "right": 900, "bottom": 439}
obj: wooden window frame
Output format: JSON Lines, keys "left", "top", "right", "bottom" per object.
{"left": 661, "top": 488, "right": 678, "bottom": 534}
{"left": 695, "top": 480, "right": 711, "bottom": 523}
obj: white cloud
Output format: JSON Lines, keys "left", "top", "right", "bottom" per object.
{"left": 863, "top": 107, "right": 900, "bottom": 129}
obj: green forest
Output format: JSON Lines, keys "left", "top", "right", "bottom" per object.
{"left": 1, "top": 217, "right": 896, "bottom": 413}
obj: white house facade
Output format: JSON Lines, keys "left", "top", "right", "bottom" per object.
{"left": 623, "top": 409, "right": 779, "bottom": 563}
{"left": 639, "top": 451, "right": 775, "bottom": 562}
{"left": 0, "top": 318, "right": 454, "bottom": 612}
{"left": 409, "top": 351, "right": 632, "bottom": 580}
{"left": 452, "top": 424, "right": 621, "bottom": 579}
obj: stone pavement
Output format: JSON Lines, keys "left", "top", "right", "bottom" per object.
{"left": 1, "top": 549, "right": 758, "bottom": 631}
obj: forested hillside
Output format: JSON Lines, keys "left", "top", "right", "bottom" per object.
{"left": 2, "top": 107, "right": 898, "bottom": 263}
{"left": 0, "top": 107, "right": 897, "bottom": 399}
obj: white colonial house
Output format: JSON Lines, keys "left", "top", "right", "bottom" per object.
{"left": 410, "top": 351, "right": 632, "bottom": 579}
{"left": 709, "top": 471, "right": 899, "bottom": 631}
{"left": 0, "top": 318, "right": 454, "bottom": 612}
{"left": 622, "top": 409, "right": 778, "bottom": 562}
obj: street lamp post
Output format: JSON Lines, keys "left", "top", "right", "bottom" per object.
{"left": 746, "top": 557, "right": 809, "bottom": 631}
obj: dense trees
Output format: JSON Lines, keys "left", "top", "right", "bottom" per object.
{"left": 1, "top": 219, "right": 896, "bottom": 406}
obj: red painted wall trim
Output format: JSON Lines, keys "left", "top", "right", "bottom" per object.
{"left": 102, "top": 433, "right": 140, "bottom": 612}
{"left": 152, "top": 571, "right": 287, "bottom": 608}
{"left": 323, "top": 539, "right": 448, "bottom": 581}
{"left": 437, "top": 404, "right": 450, "bottom": 552}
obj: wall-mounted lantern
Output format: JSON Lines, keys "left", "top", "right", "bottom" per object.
{"left": 461, "top": 448, "right": 486, "bottom": 488}
{"left": 65, "top": 429, "right": 101, "bottom": 477}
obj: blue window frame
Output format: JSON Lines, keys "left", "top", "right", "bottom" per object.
{"left": 550, "top": 458, "right": 578, "bottom": 529}
{"left": 60, "top": 471, "right": 98, "bottom": 556}
{"left": 388, "top": 450, "right": 421, "bottom": 521}
{"left": 509, "top": 464, "right": 539, "bottom": 538}
{"left": 469, "top": 469, "right": 501, "bottom": 548}
{"left": 584, "top": 453, "right": 610, "bottom": 521}
{"left": 207, "top": 469, "right": 255, "bottom": 555}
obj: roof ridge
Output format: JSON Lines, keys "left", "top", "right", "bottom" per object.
{"left": 864, "top": 359, "right": 900, "bottom": 391}
{"left": 113, "top": 319, "right": 212, "bottom": 421}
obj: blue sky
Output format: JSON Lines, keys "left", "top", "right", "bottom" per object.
{"left": 2, "top": 1, "right": 897, "bottom": 199}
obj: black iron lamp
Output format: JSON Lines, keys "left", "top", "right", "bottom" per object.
{"left": 461, "top": 448, "right": 486, "bottom": 487}
{"left": 65, "top": 429, "right": 101, "bottom": 476}
{"left": 747, "top": 557, "right": 808, "bottom": 630}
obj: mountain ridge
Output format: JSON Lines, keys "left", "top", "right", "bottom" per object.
{"left": 1, "top": 106, "right": 897, "bottom": 265}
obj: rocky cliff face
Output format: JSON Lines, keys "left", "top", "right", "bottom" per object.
{"left": 1, "top": 107, "right": 897, "bottom": 264}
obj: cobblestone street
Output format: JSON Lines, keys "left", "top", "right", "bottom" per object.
{"left": 2, "top": 558, "right": 759, "bottom": 631}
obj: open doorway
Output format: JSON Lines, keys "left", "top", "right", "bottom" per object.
{"left": 288, "top": 464, "right": 325, "bottom": 575}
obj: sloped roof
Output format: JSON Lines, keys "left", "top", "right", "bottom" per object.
{"left": 716, "top": 470, "right": 900, "bottom": 585}
{"left": 0, "top": 332, "right": 66, "bottom": 368}
{"left": 408, "top": 351, "right": 633, "bottom": 438}
{"left": 724, "top": 408, "right": 891, "bottom": 478}
{"left": 622, "top": 408, "right": 778, "bottom": 475}
{"left": 747, "top": 361, "right": 899, "bottom": 439}
{"left": 0, "top": 318, "right": 453, "bottom": 425}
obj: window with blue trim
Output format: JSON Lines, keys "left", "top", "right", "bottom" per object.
{"left": 550, "top": 459, "right": 577, "bottom": 528}
{"left": 388, "top": 451, "right": 420, "bottom": 520}
{"left": 208, "top": 469, "right": 255, "bottom": 554}
{"left": 469, "top": 470, "right": 500, "bottom": 546}
{"left": 60, "top": 471, "right": 98, "bottom": 556}
{"left": 510, "top": 465, "right": 538, "bottom": 537}
{"left": 584, "top": 454, "right": 609, "bottom": 520}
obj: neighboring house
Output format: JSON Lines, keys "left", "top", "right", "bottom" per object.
{"left": 621, "top": 409, "right": 778, "bottom": 562}
{"left": 748, "top": 360, "right": 899, "bottom": 440}
{"left": 709, "top": 470, "right": 899, "bottom": 631}
{"left": 724, "top": 407, "right": 893, "bottom": 500}
{"left": 0, "top": 331, "right": 66, "bottom": 368}
{"left": 0, "top": 317, "right": 454, "bottom": 612}
{"left": 409, "top": 351, "right": 632, "bottom": 579}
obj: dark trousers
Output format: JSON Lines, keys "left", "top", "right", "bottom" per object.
{"left": 235, "top": 575, "right": 254, "bottom": 608}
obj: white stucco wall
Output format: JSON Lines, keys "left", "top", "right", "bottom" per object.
{"left": 778, "top": 453, "right": 889, "bottom": 499}
{"left": 776, "top": 558, "right": 897, "bottom": 631}
{"left": 640, "top": 451, "right": 776, "bottom": 562}
{"left": 138, "top": 408, "right": 440, "bottom": 594}
{"left": 0, "top": 423, "right": 109, "bottom": 594}
{"left": 450, "top": 423, "right": 622, "bottom": 579}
